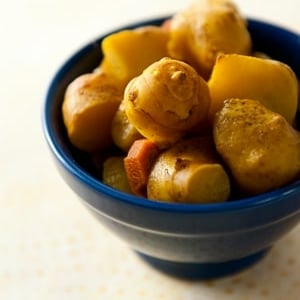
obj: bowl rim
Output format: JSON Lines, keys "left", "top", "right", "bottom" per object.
{"left": 43, "top": 16, "right": 300, "bottom": 213}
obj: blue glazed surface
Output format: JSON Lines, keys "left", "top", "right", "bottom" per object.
{"left": 43, "top": 17, "right": 300, "bottom": 279}
{"left": 137, "top": 249, "right": 270, "bottom": 279}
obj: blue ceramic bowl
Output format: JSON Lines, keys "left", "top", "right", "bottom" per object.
{"left": 43, "top": 17, "right": 300, "bottom": 279}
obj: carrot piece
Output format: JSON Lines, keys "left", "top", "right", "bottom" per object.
{"left": 161, "top": 19, "right": 172, "bottom": 30}
{"left": 124, "top": 139, "right": 159, "bottom": 197}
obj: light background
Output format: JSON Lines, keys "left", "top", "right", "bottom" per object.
{"left": 0, "top": 1, "right": 299, "bottom": 299}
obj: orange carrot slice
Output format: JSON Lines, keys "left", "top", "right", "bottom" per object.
{"left": 161, "top": 19, "right": 172, "bottom": 31}
{"left": 124, "top": 139, "right": 159, "bottom": 197}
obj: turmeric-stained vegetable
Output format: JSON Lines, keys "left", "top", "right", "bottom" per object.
{"left": 168, "top": 0, "right": 251, "bottom": 79}
{"left": 101, "top": 26, "right": 169, "bottom": 88}
{"left": 208, "top": 54, "right": 298, "bottom": 124}
{"left": 124, "top": 57, "right": 211, "bottom": 147}
{"left": 147, "top": 137, "right": 230, "bottom": 203}
{"left": 61, "top": 0, "right": 300, "bottom": 205}
{"left": 214, "top": 98, "right": 300, "bottom": 195}
{"left": 111, "top": 101, "right": 143, "bottom": 152}
{"left": 124, "top": 139, "right": 160, "bottom": 196}
{"left": 62, "top": 71, "right": 122, "bottom": 152}
{"left": 103, "top": 156, "right": 133, "bottom": 194}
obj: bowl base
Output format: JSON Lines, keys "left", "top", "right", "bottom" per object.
{"left": 137, "top": 249, "right": 270, "bottom": 280}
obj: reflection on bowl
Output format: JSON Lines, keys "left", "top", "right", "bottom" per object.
{"left": 43, "top": 17, "right": 300, "bottom": 279}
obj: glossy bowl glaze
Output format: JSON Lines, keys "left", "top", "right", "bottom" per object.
{"left": 43, "top": 17, "right": 300, "bottom": 279}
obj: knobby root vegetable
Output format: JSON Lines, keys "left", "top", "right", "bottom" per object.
{"left": 124, "top": 57, "right": 211, "bottom": 147}
{"left": 214, "top": 98, "right": 300, "bottom": 195}
{"left": 147, "top": 137, "right": 230, "bottom": 203}
{"left": 168, "top": 0, "right": 251, "bottom": 79}
{"left": 62, "top": 71, "right": 123, "bottom": 152}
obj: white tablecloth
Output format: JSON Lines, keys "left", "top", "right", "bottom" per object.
{"left": 1, "top": 1, "right": 299, "bottom": 299}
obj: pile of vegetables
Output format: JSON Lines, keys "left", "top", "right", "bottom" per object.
{"left": 62, "top": 0, "right": 300, "bottom": 204}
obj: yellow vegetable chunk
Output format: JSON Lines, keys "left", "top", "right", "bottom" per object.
{"left": 168, "top": 0, "right": 251, "bottom": 79}
{"left": 102, "top": 156, "right": 133, "bottom": 194}
{"left": 147, "top": 137, "right": 230, "bottom": 203}
{"left": 208, "top": 54, "right": 298, "bottom": 124}
{"left": 62, "top": 71, "right": 122, "bottom": 152}
{"left": 214, "top": 98, "right": 300, "bottom": 195}
{"left": 111, "top": 101, "right": 143, "bottom": 152}
{"left": 124, "top": 57, "right": 211, "bottom": 147}
{"left": 101, "top": 26, "right": 169, "bottom": 88}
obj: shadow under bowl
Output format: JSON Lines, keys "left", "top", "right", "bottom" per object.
{"left": 43, "top": 17, "right": 300, "bottom": 279}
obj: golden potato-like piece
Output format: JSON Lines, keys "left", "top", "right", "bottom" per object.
{"left": 62, "top": 71, "right": 122, "bottom": 152}
{"left": 147, "top": 137, "right": 230, "bottom": 203}
{"left": 208, "top": 54, "right": 298, "bottom": 124}
{"left": 111, "top": 101, "right": 143, "bottom": 152}
{"left": 100, "top": 26, "right": 169, "bottom": 88}
{"left": 214, "top": 98, "right": 300, "bottom": 195}
{"left": 168, "top": 0, "right": 251, "bottom": 78}
{"left": 102, "top": 156, "right": 133, "bottom": 194}
{"left": 123, "top": 57, "right": 211, "bottom": 147}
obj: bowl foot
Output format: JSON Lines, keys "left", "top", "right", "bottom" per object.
{"left": 136, "top": 249, "right": 270, "bottom": 280}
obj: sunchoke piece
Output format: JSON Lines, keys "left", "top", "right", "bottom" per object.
{"left": 147, "top": 137, "right": 230, "bottom": 203}
{"left": 208, "top": 54, "right": 298, "bottom": 124}
{"left": 100, "top": 26, "right": 169, "bottom": 88}
{"left": 124, "top": 57, "right": 211, "bottom": 147}
{"left": 214, "top": 98, "right": 300, "bottom": 195}
{"left": 62, "top": 71, "right": 122, "bottom": 152}
{"left": 111, "top": 101, "right": 143, "bottom": 152}
{"left": 168, "top": 0, "right": 251, "bottom": 79}
{"left": 102, "top": 156, "right": 133, "bottom": 194}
